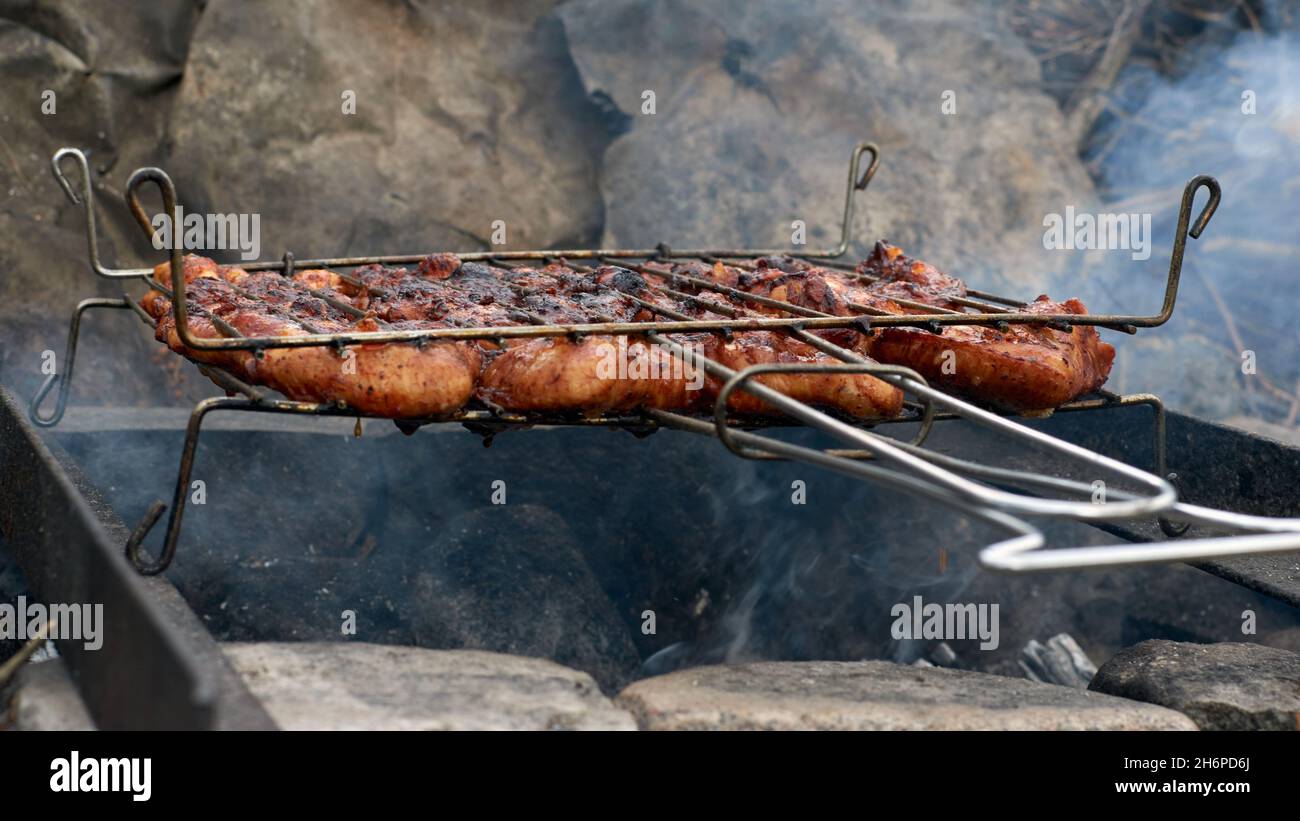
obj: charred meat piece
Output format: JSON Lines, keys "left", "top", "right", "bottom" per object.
{"left": 476, "top": 262, "right": 710, "bottom": 414}
{"left": 732, "top": 243, "right": 1116, "bottom": 412}
{"left": 141, "top": 252, "right": 908, "bottom": 421}
{"left": 855, "top": 242, "right": 1114, "bottom": 412}
{"left": 866, "top": 296, "right": 1115, "bottom": 414}
{"left": 141, "top": 255, "right": 481, "bottom": 418}
{"left": 854, "top": 241, "right": 967, "bottom": 310}
{"left": 590, "top": 264, "right": 904, "bottom": 418}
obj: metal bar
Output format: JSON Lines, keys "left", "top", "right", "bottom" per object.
{"left": 30, "top": 297, "right": 135, "bottom": 427}
{"left": 52, "top": 144, "right": 1220, "bottom": 354}
{"left": 648, "top": 380, "right": 1300, "bottom": 573}
{"left": 0, "top": 386, "right": 222, "bottom": 728}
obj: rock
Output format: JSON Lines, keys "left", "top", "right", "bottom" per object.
{"left": 1089, "top": 640, "right": 1300, "bottom": 730}
{"left": 3, "top": 658, "right": 96, "bottom": 731}
{"left": 618, "top": 659, "right": 1197, "bottom": 730}
{"left": 0, "top": 0, "right": 213, "bottom": 407}
{"left": 558, "top": 0, "right": 1097, "bottom": 293}
{"left": 167, "top": 0, "right": 606, "bottom": 261}
{"left": 402, "top": 503, "right": 643, "bottom": 692}
{"left": 221, "top": 642, "right": 636, "bottom": 730}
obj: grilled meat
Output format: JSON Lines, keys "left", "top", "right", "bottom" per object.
{"left": 477, "top": 262, "right": 706, "bottom": 413}
{"left": 856, "top": 242, "right": 1114, "bottom": 412}
{"left": 866, "top": 295, "right": 1115, "bottom": 413}
{"left": 727, "top": 243, "right": 1115, "bottom": 412}
{"left": 586, "top": 263, "right": 903, "bottom": 417}
{"left": 139, "top": 241, "right": 1107, "bottom": 422}
{"left": 141, "top": 255, "right": 480, "bottom": 418}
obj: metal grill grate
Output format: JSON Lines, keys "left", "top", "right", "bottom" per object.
{"left": 28, "top": 143, "right": 1300, "bottom": 577}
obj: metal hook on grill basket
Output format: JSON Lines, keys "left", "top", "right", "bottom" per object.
{"left": 1145, "top": 174, "right": 1221, "bottom": 328}
{"left": 124, "top": 395, "right": 250, "bottom": 575}
{"left": 29, "top": 297, "right": 146, "bottom": 426}
{"left": 51, "top": 148, "right": 152, "bottom": 279}
{"left": 51, "top": 149, "right": 105, "bottom": 276}
{"left": 124, "top": 165, "right": 190, "bottom": 334}
{"left": 829, "top": 141, "right": 880, "bottom": 259}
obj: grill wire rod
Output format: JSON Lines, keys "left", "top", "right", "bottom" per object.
{"left": 30, "top": 143, "right": 1300, "bottom": 576}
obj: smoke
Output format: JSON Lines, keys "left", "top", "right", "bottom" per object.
{"left": 1086, "top": 26, "right": 1300, "bottom": 431}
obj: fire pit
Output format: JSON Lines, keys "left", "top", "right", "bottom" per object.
{"left": 4, "top": 139, "right": 1299, "bottom": 733}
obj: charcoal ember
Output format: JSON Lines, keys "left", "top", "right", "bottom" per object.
{"left": 401, "top": 504, "right": 641, "bottom": 693}
{"left": 1019, "top": 633, "right": 1096, "bottom": 688}
{"left": 167, "top": 0, "right": 605, "bottom": 262}
{"left": 558, "top": 0, "right": 1097, "bottom": 294}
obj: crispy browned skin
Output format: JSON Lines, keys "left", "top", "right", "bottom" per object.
{"left": 141, "top": 253, "right": 908, "bottom": 420}
{"left": 142, "top": 255, "right": 480, "bottom": 418}
{"left": 722, "top": 243, "right": 1115, "bottom": 412}
{"left": 867, "top": 295, "right": 1115, "bottom": 413}
{"left": 589, "top": 264, "right": 903, "bottom": 418}
{"left": 477, "top": 263, "right": 710, "bottom": 414}
{"left": 478, "top": 335, "right": 705, "bottom": 413}
{"left": 855, "top": 242, "right": 1114, "bottom": 411}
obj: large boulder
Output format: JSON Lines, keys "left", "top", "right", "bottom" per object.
{"left": 1090, "top": 640, "right": 1300, "bottom": 730}
{"left": 558, "top": 0, "right": 1097, "bottom": 294}
{"left": 167, "top": 0, "right": 607, "bottom": 261}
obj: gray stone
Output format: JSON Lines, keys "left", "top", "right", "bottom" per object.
{"left": 3, "top": 658, "right": 96, "bottom": 731}
{"left": 0, "top": 1, "right": 211, "bottom": 407}
{"left": 618, "top": 659, "right": 1197, "bottom": 730}
{"left": 222, "top": 642, "right": 636, "bottom": 730}
{"left": 167, "top": 0, "right": 606, "bottom": 262}
{"left": 1089, "top": 640, "right": 1300, "bottom": 731}
{"left": 558, "top": 0, "right": 1097, "bottom": 294}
